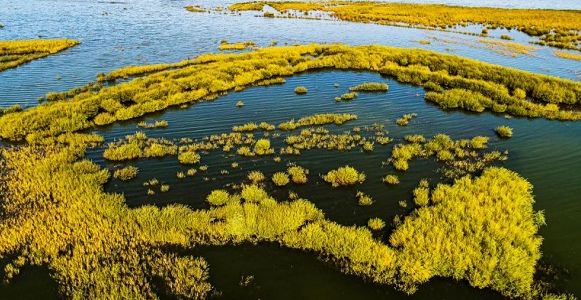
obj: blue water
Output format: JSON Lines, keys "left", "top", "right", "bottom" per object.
{"left": 1, "top": 0, "right": 580, "bottom": 299}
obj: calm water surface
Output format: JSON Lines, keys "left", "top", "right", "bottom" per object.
{"left": 0, "top": 0, "right": 580, "bottom": 299}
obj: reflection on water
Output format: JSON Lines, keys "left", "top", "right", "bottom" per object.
{"left": 1, "top": 0, "right": 580, "bottom": 299}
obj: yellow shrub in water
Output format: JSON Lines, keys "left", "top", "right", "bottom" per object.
{"left": 368, "top": 218, "right": 386, "bottom": 230}
{"left": 384, "top": 174, "right": 400, "bottom": 185}
{"left": 247, "top": 170, "right": 266, "bottom": 183}
{"left": 294, "top": 86, "right": 308, "bottom": 94}
{"left": 322, "top": 165, "right": 365, "bottom": 187}
{"left": 254, "top": 139, "right": 274, "bottom": 155}
{"left": 287, "top": 165, "right": 308, "bottom": 184}
{"left": 113, "top": 166, "right": 139, "bottom": 181}
{"left": 272, "top": 172, "right": 290, "bottom": 186}
{"left": 178, "top": 150, "right": 201, "bottom": 164}
{"left": 496, "top": 125, "right": 513, "bottom": 137}
{"left": 206, "top": 190, "right": 230, "bottom": 206}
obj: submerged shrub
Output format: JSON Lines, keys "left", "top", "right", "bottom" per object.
{"left": 113, "top": 166, "right": 138, "bottom": 181}
{"left": 384, "top": 174, "right": 400, "bottom": 185}
{"left": 254, "top": 139, "right": 274, "bottom": 155}
{"left": 247, "top": 170, "right": 266, "bottom": 183}
{"left": 368, "top": 218, "right": 386, "bottom": 230}
{"left": 357, "top": 191, "right": 374, "bottom": 206}
{"left": 272, "top": 172, "right": 290, "bottom": 186}
{"left": 496, "top": 125, "right": 513, "bottom": 137}
{"left": 323, "top": 165, "right": 365, "bottom": 187}
{"left": 178, "top": 151, "right": 201, "bottom": 164}
{"left": 349, "top": 82, "right": 389, "bottom": 92}
{"left": 295, "top": 86, "right": 308, "bottom": 94}
{"left": 287, "top": 165, "right": 308, "bottom": 184}
{"left": 206, "top": 190, "right": 230, "bottom": 206}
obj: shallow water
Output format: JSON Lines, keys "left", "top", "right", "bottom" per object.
{"left": 1, "top": 0, "right": 581, "bottom": 299}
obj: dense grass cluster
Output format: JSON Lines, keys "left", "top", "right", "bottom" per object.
{"left": 349, "top": 82, "right": 389, "bottom": 92}
{"left": 230, "top": 1, "right": 581, "bottom": 51}
{"left": 388, "top": 133, "right": 507, "bottom": 178}
{"left": 218, "top": 40, "right": 256, "bottom": 51}
{"left": 0, "top": 39, "right": 81, "bottom": 72}
{"left": 278, "top": 113, "right": 357, "bottom": 130}
{"left": 322, "top": 165, "right": 366, "bottom": 187}
{"left": 1, "top": 44, "right": 581, "bottom": 142}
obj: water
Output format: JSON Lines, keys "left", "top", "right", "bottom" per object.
{"left": 1, "top": 0, "right": 580, "bottom": 299}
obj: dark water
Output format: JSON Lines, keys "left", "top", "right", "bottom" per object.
{"left": 1, "top": 0, "right": 581, "bottom": 299}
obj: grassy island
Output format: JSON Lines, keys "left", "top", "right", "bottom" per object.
{"left": 0, "top": 39, "right": 81, "bottom": 72}
{"left": 229, "top": 1, "right": 581, "bottom": 52}
{"left": 1, "top": 44, "right": 580, "bottom": 144}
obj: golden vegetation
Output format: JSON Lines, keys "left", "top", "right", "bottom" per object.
{"left": 294, "top": 86, "right": 308, "bottom": 94}
{"left": 496, "top": 125, "right": 514, "bottom": 137}
{"left": 0, "top": 39, "right": 81, "bottom": 72}
{"left": 367, "top": 218, "right": 385, "bottom": 230}
{"left": 349, "top": 82, "right": 389, "bottom": 92}
{"left": 278, "top": 113, "right": 357, "bottom": 130}
{"left": 554, "top": 51, "right": 581, "bottom": 61}
{"left": 272, "top": 172, "right": 290, "bottom": 186}
{"left": 218, "top": 40, "right": 256, "bottom": 51}
{"left": 184, "top": 5, "right": 206, "bottom": 13}
{"left": 230, "top": 1, "right": 581, "bottom": 51}
{"left": 2, "top": 44, "right": 581, "bottom": 142}
{"left": 388, "top": 133, "right": 507, "bottom": 178}
{"left": 322, "top": 165, "right": 365, "bottom": 187}
{"left": 390, "top": 168, "right": 543, "bottom": 297}
{"left": 0, "top": 145, "right": 550, "bottom": 298}
{"left": 113, "top": 166, "right": 139, "bottom": 181}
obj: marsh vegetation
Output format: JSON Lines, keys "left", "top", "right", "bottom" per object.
{"left": 0, "top": 39, "right": 81, "bottom": 72}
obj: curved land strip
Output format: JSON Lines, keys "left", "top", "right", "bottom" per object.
{"left": 1, "top": 44, "right": 581, "bottom": 144}
{"left": 229, "top": 1, "right": 581, "bottom": 51}
{"left": 0, "top": 145, "right": 544, "bottom": 299}
{"left": 0, "top": 39, "right": 81, "bottom": 72}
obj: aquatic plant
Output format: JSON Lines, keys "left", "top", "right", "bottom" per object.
{"left": 357, "top": 191, "right": 374, "bottom": 206}
{"left": 340, "top": 92, "right": 358, "bottom": 101}
{"left": 272, "top": 172, "right": 290, "bottom": 186}
{"left": 384, "top": 174, "right": 400, "bottom": 185}
{"left": 0, "top": 39, "right": 81, "bottom": 72}
{"left": 178, "top": 150, "right": 201, "bottom": 164}
{"left": 177, "top": 171, "right": 186, "bottom": 179}
{"left": 236, "top": 101, "right": 245, "bottom": 107}
{"left": 206, "top": 190, "right": 231, "bottom": 206}
{"left": 247, "top": 170, "right": 266, "bottom": 183}
{"left": 160, "top": 184, "right": 170, "bottom": 192}
{"left": 218, "top": 41, "right": 255, "bottom": 51}
{"left": 2, "top": 44, "right": 581, "bottom": 142}
{"left": 294, "top": 86, "right": 308, "bottom": 94}
{"left": 287, "top": 165, "right": 309, "bottom": 184}
{"left": 554, "top": 51, "right": 581, "bottom": 61}
{"left": 349, "top": 82, "right": 389, "bottom": 92}
{"left": 396, "top": 113, "right": 416, "bottom": 126}
{"left": 496, "top": 125, "right": 513, "bottom": 137}
{"left": 137, "top": 120, "right": 168, "bottom": 129}
{"left": 187, "top": 168, "right": 197, "bottom": 176}
{"left": 254, "top": 138, "right": 274, "bottom": 155}
{"left": 368, "top": 218, "right": 386, "bottom": 230}
{"left": 184, "top": 5, "right": 206, "bottom": 12}
{"left": 113, "top": 166, "right": 139, "bottom": 181}
{"left": 323, "top": 165, "right": 365, "bottom": 187}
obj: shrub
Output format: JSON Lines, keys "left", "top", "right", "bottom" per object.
{"left": 384, "top": 174, "right": 400, "bottom": 185}
{"left": 272, "top": 172, "right": 290, "bottom": 186}
{"left": 349, "top": 82, "right": 389, "bottom": 92}
{"left": 206, "top": 190, "right": 230, "bottom": 206}
{"left": 160, "top": 184, "right": 170, "bottom": 192}
{"left": 294, "top": 86, "right": 308, "bottom": 94}
{"left": 287, "top": 165, "right": 308, "bottom": 184}
{"left": 236, "top": 101, "right": 244, "bottom": 107}
{"left": 113, "top": 166, "right": 138, "bottom": 181}
{"left": 362, "top": 142, "right": 374, "bottom": 152}
{"left": 248, "top": 170, "right": 266, "bottom": 183}
{"left": 103, "top": 143, "right": 142, "bottom": 161}
{"left": 357, "top": 191, "right": 374, "bottom": 206}
{"left": 368, "top": 218, "right": 386, "bottom": 230}
{"left": 340, "top": 92, "right": 358, "bottom": 101}
{"left": 496, "top": 125, "right": 513, "bottom": 137}
{"left": 323, "top": 165, "right": 365, "bottom": 187}
{"left": 178, "top": 151, "right": 201, "bottom": 164}
{"left": 254, "top": 139, "right": 274, "bottom": 155}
